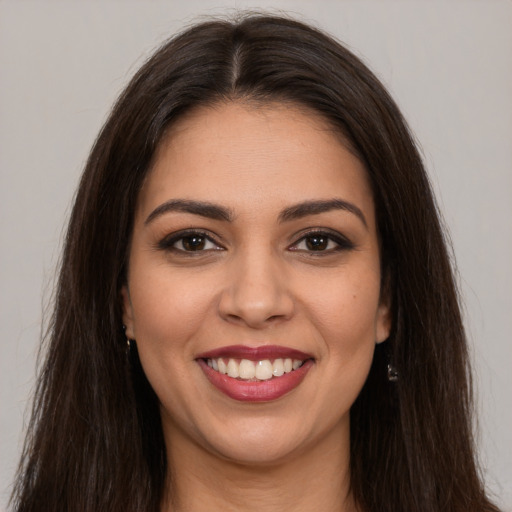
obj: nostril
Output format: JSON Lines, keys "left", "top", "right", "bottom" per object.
{"left": 217, "top": 270, "right": 295, "bottom": 328}
{"left": 224, "top": 311, "right": 289, "bottom": 327}
{"left": 266, "top": 314, "right": 286, "bottom": 322}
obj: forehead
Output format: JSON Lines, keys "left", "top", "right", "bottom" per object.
{"left": 137, "top": 101, "right": 375, "bottom": 226}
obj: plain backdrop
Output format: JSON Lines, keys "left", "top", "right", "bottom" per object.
{"left": 1, "top": 1, "right": 511, "bottom": 510}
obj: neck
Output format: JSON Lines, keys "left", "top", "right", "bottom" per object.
{"left": 161, "top": 421, "right": 357, "bottom": 512}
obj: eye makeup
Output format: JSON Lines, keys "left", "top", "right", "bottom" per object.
{"left": 154, "top": 225, "right": 355, "bottom": 259}
{"left": 156, "top": 229, "right": 225, "bottom": 254}
{"left": 289, "top": 228, "right": 355, "bottom": 254}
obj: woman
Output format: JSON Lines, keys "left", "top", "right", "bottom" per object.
{"left": 11, "top": 13, "right": 501, "bottom": 512}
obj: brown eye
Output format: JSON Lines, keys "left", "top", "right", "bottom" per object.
{"left": 289, "top": 230, "right": 354, "bottom": 254}
{"left": 180, "top": 235, "right": 207, "bottom": 251}
{"left": 305, "top": 235, "right": 329, "bottom": 251}
{"left": 158, "top": 230, "right": 224, "bottom": 254}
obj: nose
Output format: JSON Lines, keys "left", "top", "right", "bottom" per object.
{"left": 218, "top": 249, "right": 294, "bottom": 329}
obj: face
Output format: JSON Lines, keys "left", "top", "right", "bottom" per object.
{"left": 122, "top": 102, "right": 390, "bottom": 466}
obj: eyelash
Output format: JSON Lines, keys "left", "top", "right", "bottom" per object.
{"left": 157, "top": 229, "right": 354, "bottom": 255}
{"left": 157, "top": 230, "right": 224, "bottom": 253}
{"left": 289, "top": 229, "right": 354, "bottom": 254}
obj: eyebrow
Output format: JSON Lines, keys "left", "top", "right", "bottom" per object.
{"left": 278, "top": 199, "right": 367, "bottom": 227}
{"left": 145, "top": 199, "right": 234, "bottom": 224}
{"left": 145, "top": 197, "right": 367, "bottom": 228}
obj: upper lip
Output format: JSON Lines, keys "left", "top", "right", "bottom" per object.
{"left": 196, "top": 344, "right": 313, "bottom": 361}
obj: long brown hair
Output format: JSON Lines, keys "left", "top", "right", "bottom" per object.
{"left": 12, "top": 14, "right": 500, "bottom": 512}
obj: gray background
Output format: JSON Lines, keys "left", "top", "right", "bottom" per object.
{"left": 1, "top": 1, "right": 511, "bottom": 510}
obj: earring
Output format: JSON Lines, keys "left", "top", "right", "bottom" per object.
{"left": 123, "top": 325, "right": 133, "bottom": 354}
{"left": 387, "top": 363, "right": 399, "bottom": 382}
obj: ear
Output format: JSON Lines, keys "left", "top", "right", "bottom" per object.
{"left": 121, "top": 285, "right": 136, "bottom": 340}
{"left": 375, "top": 268, "right": 392, "bottom": 344}
{"left": 375, "top": 299, "right": 392, "bottom": 344}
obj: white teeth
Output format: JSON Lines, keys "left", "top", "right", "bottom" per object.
{"left": 255, "top": 360, "right": 273, "bottom": 380}
{"left": 218, "top": 358, "right": 227, "bottom": 375}
{"left": 239, "top": 359, "right": 256, "bottom": 379}
{"left": 273, "top": 358, "right": 285, "bottom": 377}
{"left": 206, "top": 356, "right": 307, "bottom": 381}
{"left": 227, "top": 358, "right": 239, "bottom": 378}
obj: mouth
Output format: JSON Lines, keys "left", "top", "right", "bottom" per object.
{"left": 203, "top": 357, "right": 305, "bottom": 381}
{"left": 196, "top": 345, "right": 314, "bottom": 402}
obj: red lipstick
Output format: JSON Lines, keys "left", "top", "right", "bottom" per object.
{"left": 196, "top": 345, "right": 314, "bottom": 402}
{"left": 196, "top": 344, "right": 311, "bottom": 361}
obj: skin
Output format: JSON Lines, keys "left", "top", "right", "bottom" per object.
{"left": 122, "top": 101, "right": 391, "bottom": 512}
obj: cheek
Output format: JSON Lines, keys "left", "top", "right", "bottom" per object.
{"left": 290, "top": 270, "right": 381, "bottom": 435}
{"left": 127, "top": 268, "right": 218, "bottom": 411}
{"left": 298, "top": 267, "right": 380, "bottom": 400}
{"left": 301, "top": 267, "right": 382, "bottom": 360}
{"left": 130, "top": 265, "right": 216, "bottom": 343}
{"left": 125, "top": 262, "right": 221, "bottom": 408}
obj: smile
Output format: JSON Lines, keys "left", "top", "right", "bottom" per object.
{"left": 196, "top": 345, "right": 314, "bottom": 402}
{"left": 205, "top": 357, "right": 304, "bottom": 381}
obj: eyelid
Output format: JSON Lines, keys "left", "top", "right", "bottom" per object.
{"left": 157, "top": 229, "right": 225, "bottom": 252}
{"left": 156, "top": 227, "right": 353, "bottom": 254}
{"left": 288, "top": 228, "right": 354, "bottom": 252}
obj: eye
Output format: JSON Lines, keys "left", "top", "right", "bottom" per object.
{"left": 158, "top": 230, "right": 224, "bottom": 253}
{"left": 290, "top": 230, "right": 353, "bottom": 253}
{"left": 174, "top": 234, "right": 216, "bottom": 251}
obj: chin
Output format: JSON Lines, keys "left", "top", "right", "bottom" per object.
{"left": 196, "top": 413, "right": 343, "bottom": 467}
{"left": 209, "top": 433, "right": 309, "bottom": 466}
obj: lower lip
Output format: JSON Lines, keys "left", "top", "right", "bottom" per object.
{"left": 197, "top": 359, "right": 314, "bottom": 402}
